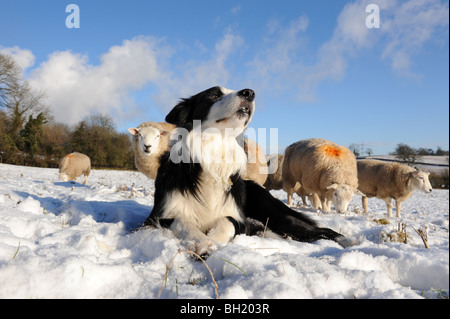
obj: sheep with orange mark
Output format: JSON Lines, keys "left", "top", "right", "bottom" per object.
{"left": 357, "top": 159, "right": 432, "bottom": 218}
{"left": 282, "top": 138, "right": 362, "bottom": 213}
{"left": 58, "top": 152, "right": 91, "bottom": 185}
{"left": 264, "top": 154, "right": 321, "bottom": 208}
{"left": 128, "top": 121, "right": 176, "bottom": 180}
{"left": 242, "top": 138, "right": 268, "bottom": 186}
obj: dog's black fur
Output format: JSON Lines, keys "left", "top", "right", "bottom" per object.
{"left": 144, "top": 86, "right": 344, "bottom": 248}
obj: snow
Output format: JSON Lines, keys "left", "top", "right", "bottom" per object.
{"left": 0, "top": 163, "right": 448, "bottom": 299}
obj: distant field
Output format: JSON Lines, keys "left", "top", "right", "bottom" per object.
{"left": 361, "top": 155, "right": 449, "bottom": 173}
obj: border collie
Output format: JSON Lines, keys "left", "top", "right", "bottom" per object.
{"left": 145, "top": 86, "right": 347, "bottom": 256}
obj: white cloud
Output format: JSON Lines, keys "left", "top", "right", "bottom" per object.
{"left": 153, "top": 30, "right": 245, "bottom": 110}
{"left": 381, "top": 0, "right": 449, "bottom": 76}
{"left": 298, "top": 0, "right": 379, "bottom": 101}
{"left": 231, "top": 4, "right": 241, "bottom": 14}
{"left": 3, "top": 31, "right": 244, "bottom": 127}
{"left": 0, "top": 46, "right": 35, "bottom": 73}
{"left": 28, "top": 37, "right": 163, "bottom": 126}
{"left": 247, "top": 0, "right": 449, "bottom": 102}
{"left": 247, "top": 15, "right": 309, "bottom": 93}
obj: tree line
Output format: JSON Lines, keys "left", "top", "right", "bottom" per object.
{"left": 0, "top": 53, "right": 134, "bottom": 169}
{"left": 390, "top": 143, "right": 449, "bottom": 166}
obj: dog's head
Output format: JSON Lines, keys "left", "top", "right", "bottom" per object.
{"left": 166, "top": 86, "right": 255, "bottom": 135}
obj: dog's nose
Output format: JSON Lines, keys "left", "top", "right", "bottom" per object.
{"left": 238, "top": 89, "right": 255, "bottom": 102}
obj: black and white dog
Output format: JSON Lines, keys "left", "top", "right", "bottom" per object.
{"left": 145, "top": 86, "right": 347, "bottom": 256}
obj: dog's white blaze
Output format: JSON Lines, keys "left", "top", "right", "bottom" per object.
{"left": 188, "top": 129, "right": 248, "bottom": 184}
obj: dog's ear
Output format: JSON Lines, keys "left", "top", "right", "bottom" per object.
{"left": 165, "top": 98, "right": 192, "bottom": 127}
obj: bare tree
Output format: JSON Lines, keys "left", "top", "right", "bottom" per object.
{"left": 349, "top": 143, "right": 361, "bottom": 157}
{"left": 349, "top": 143, "right": 373, "bottom": 157}
{"left": 0, "top": 54, "right": 21, "bottom": 110}
{"left": 391, "top": 143, "right": 421, "bottom": 166}
{"left": 0, "top": 53, "right": 48, "bottom": 135}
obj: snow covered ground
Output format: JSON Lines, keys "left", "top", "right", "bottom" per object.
{"left": 0, "top": 163, "right": 448, "bottom": 299}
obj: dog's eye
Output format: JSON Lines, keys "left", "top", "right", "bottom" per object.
{"left": 211, "top": 92, "right": 223, "bottom": 100}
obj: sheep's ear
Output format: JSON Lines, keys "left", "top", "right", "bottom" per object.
{"left": 160, "top": 130, "right": 170, "bottom": 136}
{"left": 165, "top": 99, "right": 192, "bottom": 127}
{"left": 355, "top": 189, "right": 365, "bottom": 196}
{"left": 128, "top": 128, "right": 140, "bottom": 135}
{"left": 326, "top": 183, "right": 339, "bottom": 190}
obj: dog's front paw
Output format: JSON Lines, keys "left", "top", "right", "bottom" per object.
{"left": 192, "top": 239, "right": 217, "bottom": 259}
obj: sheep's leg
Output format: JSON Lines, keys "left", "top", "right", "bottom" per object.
{"left": 314, "top": 194, "right": 322, "bottom": 210}
{"left": 322, "top": 198, "right": 331, "bottom": 213}
{"left": 286, "top": 190, "right": 294, "bottom": 206}
{"left": 308, "top": 193, "right": 321, "bottom": 209}
{"left": 362, "top": 196, "right": 369, "bottom": 214}
{"left": 395, "top": 200, "right": 402, "bottom": 218}
{"left": 300, "top": 195, "right": 307, "bottom": 206}
{"left": 384, "top": 198, "right": 393, "bottom": 217}
{"left": 326, "top": 200, "right": 332, "bottom": 212}
{"left": 84, "top": 174, "right": 88, "bottom": 185}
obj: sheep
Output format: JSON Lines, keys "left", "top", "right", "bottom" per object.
{"left": 264, "top": 153, "right": 321, "bottom": 208}
{"left": 264, "top": 154, "right": 284, "bottom": 190}
{"left": 242, "top": 138, "right": 268, "bottom": 186}
{"left": 357, "top": 159, "right": 433, "bottom": 218}
{"left": 128, "top": 121, "right": 176, "bottom": 180}
{"left": 58, "top": 152, "right": 91, "bottom": 185}
{"left": 282, "top": 138, "right": 362, "bottom": 213}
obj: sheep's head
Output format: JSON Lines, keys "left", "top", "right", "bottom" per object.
{"left": 410, "top": 171, "right": 432, "bottom": 193}
{"left": 326, "top": 183, "right": 364, "bottom": 214}
{"left": 58, "top": 172, "right": 70, "bottom": 182}
{"left": 128, "top": 126, "right": 168, "bottom": 156}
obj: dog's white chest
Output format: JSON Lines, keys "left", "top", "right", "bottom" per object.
{"left": 163, "top": 171, "right": 242, "bottom": 232}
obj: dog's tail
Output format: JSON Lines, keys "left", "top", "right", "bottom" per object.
{"left": 244, "top": 180, "right": 349, "bottom": 246}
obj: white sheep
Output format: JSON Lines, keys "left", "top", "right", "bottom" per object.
{"left": 242, "top": 138, "right": 268, "bottom": 186}
{"left": 58, "top": 152, "right": 91, "bottom": 185}
{"left": 357, "top": 159, "right": 433, "bottom": 218}
{"left": 128, "top": 121, "right": 176, "bottom": 180}
{"left": 264, "top": 154, "right": 284, "bottom": 190}
{"left": 282, "top": 138, "right": 362, "bottom": 213}
{"left": 264, "top": 154, "right": 321, "bottom": 208}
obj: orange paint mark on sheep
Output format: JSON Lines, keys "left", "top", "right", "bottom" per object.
{"left": 66, "top": 154, "right": 75, "bottom": 158}
{"left": 321, "top": 145, "right": 343, "bottom": 157}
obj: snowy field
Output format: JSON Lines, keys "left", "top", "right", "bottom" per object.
{"left": 0, "top": 163, "right": 448, "bottom": 299}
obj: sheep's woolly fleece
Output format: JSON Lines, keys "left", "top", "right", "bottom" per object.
{"left": 0, "top": 163, "right": 448, "bottom": 299}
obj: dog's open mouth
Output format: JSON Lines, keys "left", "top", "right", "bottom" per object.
{"left": 235, "top": 106, "right": 251, "bottom": 118}
{"left": 216, "top": 105, "right": 252, "bottom": 123}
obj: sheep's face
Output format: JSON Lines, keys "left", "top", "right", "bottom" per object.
{"left": 411, "top": 171, "right": 432, "bottom": 193}
{"left": 58, "top": 172, "right": 70, "bottom": 182}
{"left": 327, "top": 183, "right": 359, "bottom": 214}
{"left": 130, "top": 126, "right": 162, "bottom": 156}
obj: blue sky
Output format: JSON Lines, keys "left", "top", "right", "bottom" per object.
{"left": 1, "top": 0, "right": 448, "bottom": 155}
